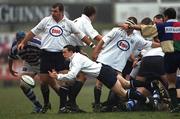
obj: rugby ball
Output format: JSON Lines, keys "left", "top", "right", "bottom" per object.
{"left": 21, "top": 75, "right": 35, "bottom": 88}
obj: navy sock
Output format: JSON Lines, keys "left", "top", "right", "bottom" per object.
{"left": 168, "top": 88, "right": 178, "bottom": 108}
{"left": 21, "top": 87, "right": 42, "bottom": 108}
{"left": 94, "top": 86, "right": 102, "bottom": 104}
{"left": 68, "top": 81, "right": 84, "bottom": 106}
{"left": 59, "top": 87, "right": 68, "bottom": 108}
{"left": 40, "top": 84, "right": 50, "bottom": 105}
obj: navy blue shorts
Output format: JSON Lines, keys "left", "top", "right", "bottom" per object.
{"left": 122, "top": 60, "right": 133, "bottom": 77}
{"left": 40, "top": 50, "right": 67, "bottom": 73}
{"left": 138, "top": 56, "right": 165, "bottom": 78}
{"left": 164, "top": 51, "right": 180, "bottom": 74}
{"left": 97, "top": 64, "right": 117, "bottom": 89}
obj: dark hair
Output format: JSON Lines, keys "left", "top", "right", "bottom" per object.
{"left": 52, "top": 3, "right": 64, "bottom": 12}
{"left": 63, "top": 45, "right": 76, "bottom": 53}
{"left": 83, "top": 5, "right": 96, "bottom": 17}
{"left": 163, "top": 8, "right": 176, "bottom": 19}
{"left": 141, "top": 17, "right": 153, "bottom": 25}
{"left": 16, "top": 31, "right": 25, "bottom": 41}
{"left": 153, "top": 14, "right": 164, "bottom": 20}
{"left": 127, "top": 16, "right": 137, "bottom": 25}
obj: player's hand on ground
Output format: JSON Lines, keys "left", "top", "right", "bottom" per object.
{"left": 48, "top": 69, "right": 58, "bottom": 79}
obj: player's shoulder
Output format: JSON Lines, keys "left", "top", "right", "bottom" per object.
{"left": 64, "top": 17, "right": 76, "bottom": 27}
{"left": 133, "top": 32, "right": 143, "bottom": 38}
{"left": 40, "top": 16, "right": 52, "bottom": 23}
{"left": 26, "top": 37, "right": 41, "bottom": 48}
{"left": 108, "top": 27, "right": 124, "bottom": 35}
{"left": 73, "top": 16, "right": 81, "bottom": 23}
{"left": 133, "top": 32, "right": 146, "bottom": 42}
{"left": 74, "top": 52, "right": 86, "bottom": 59}
{"left": 64, "top": 17, "right": 73, "bottom": 23}
{"left": 112, "top": 27, "right": 123, "bottom": 32}
{"left": 11, "top": 40, "right": 18, "bottom": 47}
{"left": 44, "top": 16, "right": 51, "bottom": 20}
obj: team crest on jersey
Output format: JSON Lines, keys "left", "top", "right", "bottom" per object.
{"left": 117, "top": 40, "right": 130, "bottom": 51}
{"left": 49, "top": 25, "right": 63, "bottom": 37}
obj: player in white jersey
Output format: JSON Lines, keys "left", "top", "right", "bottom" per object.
{"left": 48, "top": 45, "right": 155, "bottom": 112}
{"left": 64, "top": 5, "right": 103, "bottom": 112}
{"left": 17, "top": 3, "right": 94, "bottom": 113}
{"left": 67, "top": 5, "right": 102, "bottom": 48}
{"left": 92, "top": 17, "right": 160, "bottom": 111}
{"left": 9, "top": 32, "right": 44, "bottom": 113}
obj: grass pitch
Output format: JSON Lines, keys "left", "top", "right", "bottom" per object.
{"left": 0, "top": 81, "right": 180, "bottom": 119}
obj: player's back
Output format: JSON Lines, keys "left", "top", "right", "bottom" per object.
{"left": 9, "top": 37, "right": 41, "bottom": 66}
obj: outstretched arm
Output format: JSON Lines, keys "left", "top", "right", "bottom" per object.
{"left": 92, "top": 39, "right": 104, "bottom": 61}
{"left": 17, "top": 31, "right": 35, "bottom": 50}
{"left": 118, "top": 23, "right": 142, "bottom": 30}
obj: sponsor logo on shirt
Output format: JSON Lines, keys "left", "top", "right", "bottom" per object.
{"left": 117, "top": 40, "right": 130, "bottom": 51}
{"left": 49, "top": 25, "right": 63, "bottom": 37}
{"left": 165, "top": 27, "right": 180, "bottom": 33}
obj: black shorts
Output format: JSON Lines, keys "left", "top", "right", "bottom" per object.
{"left": 97, "top": 64, "right": 117, "bottom": 89}
{"left": 122, "top": 60, "right": 133, "bottom": 77}
{"left": 138, "top": 56, "right": 165, "bottom": 78}
{"left": 164, "top": 51, "right": 180, "bottom": 74}
{"left": 40, "top": 50, "right": 67, "bottom": 73}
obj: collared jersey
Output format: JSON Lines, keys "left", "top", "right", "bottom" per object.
{"left": 31, "top": 16, "right": 85, "bottom": 52}
{"left": 67, "top": 14, "right": 99, "bottom": 46}
{"left": 156, "top": 19, "right": 180, "bottom": 52}
{"left": 141, "top": 19, "right": 180, "bottom": 52}
{"left": 9, "top": 38, "right": 41, "bottom": 66}
{"left": 97, "top": 27, "right": 152, "bottom": 72}
{"left": 57, "top": 53, "right": 102, "bottom": 80}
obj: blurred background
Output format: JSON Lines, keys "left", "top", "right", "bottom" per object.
{"left": 0, "top": 0, "right": 180, "bottom": 87}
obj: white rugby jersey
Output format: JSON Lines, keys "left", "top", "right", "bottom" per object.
{"left": 31, "top": 15, "right": 85, "bottom": 52}
{"left": 57, "top": 53, "right": 102, "bottom": 80}
{"left": 67, "top": 14, "right": 99, "bottom": 46}
{"left": 143, "top": 47, "right": 164, "bottom": 57}
{"left": 97, "top": 27, "right": 152, "bottom": 72}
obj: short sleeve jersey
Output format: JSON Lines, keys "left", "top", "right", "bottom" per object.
{"left": 9, "top": 38, "right": 41, "bottom": 66}
{"left": 31, "top": 16, "right": 85, "bottom": 51}
{"left": 97, "top": 28, "right": 152, "bottom": 72}
{"left": 67, "top": 14, "right": 99, "bottom": 46}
